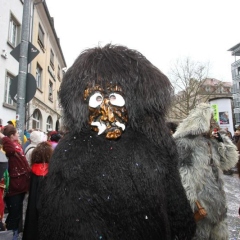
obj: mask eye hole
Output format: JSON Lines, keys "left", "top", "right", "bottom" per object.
{"left": 109, "top": 93, "right": 125, "bottom": 107}
{"left": 109, "top": 95, "right": 116, "bottom": 101}
{"left": 89, "top": 92, "right": 103, "bottom": 108}
{"left": 96, "top": 96, "right": 102, "bottom": 102}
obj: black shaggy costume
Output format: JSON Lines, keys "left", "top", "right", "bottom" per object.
{"left": 38, "top": 44, "right": 196, "bottom": 240}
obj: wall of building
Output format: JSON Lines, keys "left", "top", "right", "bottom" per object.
{"left": 0, "top": 0, "right": 66, "bottom": 133}
{"left": 228, "top": 43, "right": 240, "bottom": 127}
{"left": 26, "top": 2, "right": 66, "bottom": 132}
{"left": 0, "top": 0, "right": 23, "bottom": 126}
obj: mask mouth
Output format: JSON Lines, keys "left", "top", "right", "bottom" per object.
{"left": 91, "top": 120, "right": 126, "bottom": 139}
{"left": 91, "top": 121, "right": 107, "bottom": 135}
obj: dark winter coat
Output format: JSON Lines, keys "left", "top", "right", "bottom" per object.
{"left": 23, "top": 163, "right": 48, "bottom": 240}
{"left": 38, "top": 127, "right": 196, "bottom": 240}
{"left": 2, "top": 137, "right": 31, "bottom": 197}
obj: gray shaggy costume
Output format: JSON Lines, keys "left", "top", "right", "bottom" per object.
{"left": 173, "top": 103, "right": 238, "bottom": 240}
{"left": 38, "top": 44, "right": 196, "bottom": 240}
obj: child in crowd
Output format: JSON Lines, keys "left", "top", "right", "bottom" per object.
{"left": 23, "top": 141, "right": 53, "bottom": 240}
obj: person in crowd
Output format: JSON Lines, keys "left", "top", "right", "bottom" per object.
{"left": 173, "top": 103, "right": 238, "bottom": 240}
{"left": 233, "top": 128, "right": 240, "bottom": 144}
{"left": 38, "top": 44, "right": 196, "bottom": 240}
{"left": 224, "top": 127, "right": 233, "bottom": 140}
{"left": 7, "top": 121, "right": 14, "bottom": 126}
{"left": 0, "top": 119, "right": 3, "bottom": 132}
{"left": 0, "top": 143, "right": 8, "bottom": 231}
{"left": 0, "top": 126, "right": 31, "bottom": 240}
{"left": 22, "top": 130, "right": 45, "bottom": 229}
{"left": 22, "top": 129, "right": 33, "bottom": 152}
{"left": 231, "top": 128, "right": 240, "bottom": 174}
{"left": 23, "top": 141, "right": 52, "bottom": 240}
{"left": 7, "top": 120, "right": 27, "bottom": 144}
{"left": 235, "top": 127, "right": 240, "bottom": 216}
{"left": 48, "top": 131, "right": 61, "bottom": 150}
{"left": 24, "top": 131, "right": 45, "bottom": 165}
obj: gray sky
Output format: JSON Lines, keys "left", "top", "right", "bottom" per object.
{"left": 46, "top": 0, "right": 240, "bottom": 82}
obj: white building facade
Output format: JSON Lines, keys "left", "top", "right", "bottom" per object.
{"left": 0, "top": 0, "right": 24, "bottom": 126}
{"left": 0, "top": 0, "right": 66, "bottom": 132}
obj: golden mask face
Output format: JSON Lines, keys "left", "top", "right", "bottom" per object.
{"left": 84, "top": 85, "right": 128, "bottom": 139}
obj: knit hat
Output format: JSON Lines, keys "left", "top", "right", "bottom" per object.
{"left": 50, "top": 131, "right": 58, "bottom": 136}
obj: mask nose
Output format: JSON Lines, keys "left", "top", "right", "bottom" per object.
{"left": 100, "top": 99, "right": 115, "bottom": 122}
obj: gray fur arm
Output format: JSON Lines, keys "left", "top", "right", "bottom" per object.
{"left": 179, "top": 166, "right": 198, "bottom": 207}
{"left": 216, "top": 133, "right": 238, "bottom": 170}
{"left": 176, "top": 138, "right": 198, "bottom": 207}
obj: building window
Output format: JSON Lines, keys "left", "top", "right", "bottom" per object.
{"left": 235, "top": 113, "right": 240, "bottom": 124}
{"left": 49, "top": 80, "right": 53, "bottom": 101}
{"left": 55, "top": 119, "right": 60, "bottom": 131}
{"left": 36, "top": 63, "right": 42, "bottom": 89}
{"left": 205, "top": 86, "right": 211, "bottom": 92}
{"left": 38, "top": 24, "right": 44, "bottom": 48}
{"left": 50, "top": 49, "right": 54, "bottom": 69}
{"left": 4, "top": 73, "right": 16, "bottom": 106}
{"left": 32, "top": 109, "right": 42, "bottom": 130}
{"left": 220, "top": 86, "right": 224, "bottom": 93}
{"left": 8, "top": 14, "right": 20, "bottom": 47}
{"left": 235, "top": 67, "right": 240, "bottom": 76}
{"left": 46, "top": 116, "right": 53, "bottom": 132}
{"left": 216, "top": 86, "right": 221, "bottom": 93}
{"left": 234, "top": 99, "right": 237, "bottom": 107}
{"left": 57, "top": 65, "right": 60, "bottom": 80}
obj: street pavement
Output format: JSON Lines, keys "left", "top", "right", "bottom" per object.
{"left": 224, "top": 173, "right": 240, "bottom": 240}
{"left": 1, "top": 173, "right": 240, "bottom": 239}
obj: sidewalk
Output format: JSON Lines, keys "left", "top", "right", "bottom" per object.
{"left": 224, "top": 173, "right": 240, "bottom": 240}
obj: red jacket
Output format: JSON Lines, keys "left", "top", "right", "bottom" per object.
{"left": 2, "top": 137, "right": 31, "bottom": 197}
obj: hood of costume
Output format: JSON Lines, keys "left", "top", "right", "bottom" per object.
{"left": 173, "top": 103, "right": 213, "bottom": 139}
{"left": 38, "top": 44, "right": 196, "bottom": 240}
{"left": 58, "top": 44, "right": 174, "bottom": 144}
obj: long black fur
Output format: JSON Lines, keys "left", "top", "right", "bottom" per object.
{"left": 38, "top": 44, "right": 196, "bottom": 240}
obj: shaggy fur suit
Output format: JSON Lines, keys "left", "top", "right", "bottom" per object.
{"left": 173, "top": 103, "right": 238, "bottom": 240}
{"left": 38, "top": 44, "right": 196, "bottom": 240}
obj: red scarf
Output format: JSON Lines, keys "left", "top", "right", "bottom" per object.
{"left": 31, "top": 163, "right": 49, "bottom": 176}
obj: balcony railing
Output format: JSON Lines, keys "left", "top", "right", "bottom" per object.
{"left": 231, "top": 59, "right": 240, "bottom": 68}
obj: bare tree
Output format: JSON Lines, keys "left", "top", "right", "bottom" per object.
{"left": 168, "top": 57, "right": 227, "bottom": 121}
